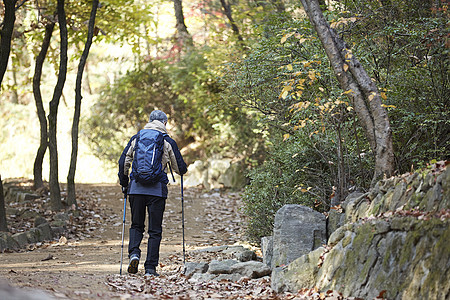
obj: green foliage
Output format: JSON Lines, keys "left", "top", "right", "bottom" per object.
{"left": 235, "top": 2, "right": 449, "bottom": 242}
{"left": 84, "top": 60, "right": 176, "bottom": 162}
{"left": 223, "top": 13, "right": 376, "bottom": 242}
{"left": 334, "top": 0, "right": 450, "bottom": 171}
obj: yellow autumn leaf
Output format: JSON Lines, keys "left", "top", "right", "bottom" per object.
{"left": 283, "top": 133, "right": 290, "bottom": 141}
{"left": 368, "top": 92, "right": 376, "bottom": 101}
{"left": 347, "top": 106, "right": 353, "bottom": 111}
{"left": 286, "top": 64, "right": 293, "bottom": 71}
{"left": 343, "top": 63, "right": 349, "bottom": 72}
{"left": 381, "top": 92, "right": 387, "bottom": 100}
{"left": 381, "top": 104, "right": 396, "bottom": 108}
{"left": 343, "top": 89, "right": 353, "bottom": 95}
{"left": 281, "top": 32, "right": 295, "bottom": 44}
{"left": 281, "top": 90, "right": 289, "bottom": 99}
{"left": 309, "top": 130, "right": 319, "bottom": 137}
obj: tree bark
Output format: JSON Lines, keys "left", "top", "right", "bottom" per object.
{"left": 270, "top": 0, "right": 286, "bottom": 13}
{"left": 0, "top": 0, "right": 17, "bottom": 87}
{"left": 33, "top": 22, "right": 55, "bottom": 190}
{"left": 300, "top": 0, "right": 394, "bottom": 184}
{"left": 219, "top": 0, "right": 243, "bottom": 42}
{"left": 173, "top": 0, "right": 193, "bottom": 50}
{"left": 67, "top": 0, "right": 99, "bottom": 208}
{"left": 0, "top": 175, "right": 7, "bottom": 232}
{"left": 48, "top": 0, "right": 68, "bottom": 211}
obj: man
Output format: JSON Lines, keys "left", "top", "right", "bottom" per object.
{"left": 118, "top": 110, "right": 187, "bottom": 276}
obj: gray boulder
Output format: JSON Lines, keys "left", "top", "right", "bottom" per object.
{"left": 37, "top": 223, "right": 53, "bottom": 240}
{"left": 12, "top": 232, "right": 29, "bottom": 247}
{"left": 230, "top": 261, "right": 271, "bottom": 278}
{"left": 271, "top": 204, "right": 326, "bottom": 269}
{"left": 34, "top": 216, "right": 48, "bottom": 227}
{"left": 184, "top": 262, "right": 209, "bottom": 277}
{"left": 208, "top": 259, "right": 239, "bottom": 274}
{"left": 261, "top": 236, "right": 273, "bottom": 268}
{"left": 0, "top": 280, "right": 54, "bottom": 300}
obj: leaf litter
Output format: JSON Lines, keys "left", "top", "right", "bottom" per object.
{"left": 1, "top": 183, "right": 354, "bottom": 299}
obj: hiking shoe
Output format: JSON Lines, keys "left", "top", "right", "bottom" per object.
{"left": 127, "top": 254, "right": 139, "bottom": 274}
{"left": 144, "top": 268, "right": 159, "bottom": 277}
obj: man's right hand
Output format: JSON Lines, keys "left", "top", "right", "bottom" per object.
{"left": 121, "top": 186, "right": 128, "bottom": 195}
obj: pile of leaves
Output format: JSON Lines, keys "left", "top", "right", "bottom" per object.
{"left": 106, "top": 269, "right": 355, "bottom": 300}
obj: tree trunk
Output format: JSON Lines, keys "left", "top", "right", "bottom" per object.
{"left": 173, "top": 0, "right": 193, "bottom": 50}
{"left": 219, "top": 0, "right": 243, "bottom": 42}
{"left": 270, "top": 0, "right": 286, "bottom": 13}
{"left": 48, "top": 0, "right": 68, "bottom": 211}
{"left": 33, "top": 22, "right": 55, "bottom": 190}
{"left": 67, "top": 0, "right": 99, "bottom": 208}
{"left": 300, "top": 0, "right": 394, "bottom": 185}
{"left": 0, "top": 0, "right": 16, "bottom": 87}
{"left": 0, "top": 175, "right": 7, "bottom": 232}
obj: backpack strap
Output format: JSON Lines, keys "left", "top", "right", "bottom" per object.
{"left": 168, "top": 162, "right": 176, "bottom": 183}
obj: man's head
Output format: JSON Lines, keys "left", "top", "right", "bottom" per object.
{"left": 149, "top": 110, "right": 168, "bottom": 125}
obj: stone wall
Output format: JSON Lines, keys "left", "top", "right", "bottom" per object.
{"left": 1, "top": 182, "right": 66, "bottom": 252}
{"left": 271, "top": 163, "right": 449, "bottom": 299}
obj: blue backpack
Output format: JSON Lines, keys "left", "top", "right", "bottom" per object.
{"left": 132, "top": 129, "right": 165, "bottom": 185}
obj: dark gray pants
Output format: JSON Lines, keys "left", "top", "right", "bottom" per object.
{"left": 128, "top": 194, "right": 166, "bottom": 270}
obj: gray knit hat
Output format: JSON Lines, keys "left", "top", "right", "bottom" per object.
{"left": 149, "top": 110, "right": 168, "bottom": 123}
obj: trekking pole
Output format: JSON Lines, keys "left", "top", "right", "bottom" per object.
{"left": 119, "top": 190, "right": 127, "bottom": 275}
{"left": 181, "top": 175, "right": 186, "bottom": 265}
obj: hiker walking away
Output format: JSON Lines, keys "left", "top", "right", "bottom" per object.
{"left": 118, "top": 110, "right": 188, "bottom": 276}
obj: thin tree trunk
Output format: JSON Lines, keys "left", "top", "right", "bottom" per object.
{"left": 33, "top": 22, "right": 54, "bottom": 190}
{"left": 48, "top": 0, "right": 68, "bottom": 211}
{"left": 300, "top": 0, "right": 394, "bottom": 184}
{"left": 67, "top": 0, "right": 99, "bottom": 208}
{"left": 173, "top": 0, "right": 193, "bottom": 50}
{"left": 0, "top": 175, "right": 7, "bottom": 232}
{"left": 219, "top": 0, "right": 243, "bottom": 42}
{"left": 0, "top": 0, "right": 17, "bottom": 87}
{"left": 270, "top": 0, "right": 286, "bottom": 13}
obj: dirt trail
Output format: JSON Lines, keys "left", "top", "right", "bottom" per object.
{"left": 0, "top": 184, "right": 245, "bottom": 299}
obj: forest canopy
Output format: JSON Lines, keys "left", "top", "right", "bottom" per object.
{"left": 1, "top": 0, "right": 448, "bottom": 241}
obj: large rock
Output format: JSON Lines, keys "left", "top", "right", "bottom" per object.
{"left": 272, "top": 246, "right": 324, "bottom": 292}
{"left": 261, "top": 236, "right": 273, "bottom": 268}
{"left": 0, "top": 232, "right": 19, "bottom": 252}
{"left": 0, "top": 280, "right": 54, "bottom": 300}
{"left": 184, "top": 262, "right": 209, "bottom": 277}
{"left": 274, "top": 166, "right": 450, "bottom": 299}
{"left": 271, "top": 204, "right": 326, "bottom": 269}
{"left": 230, "top": 261, "right": 271, "bottom": 278}
{"left": 37, "top": 223, "right": 53, "bottom": 240}
{"left": 208, "top": 259, "right": 239, "bottom": 274}
{"left": 316, "top": 217, "right": 450, "bottom": 299}
{"left": 12, "top": 232, "right": 29, "bottom": 247}
{"left": 183, "top": 160, "right": 209, "bottom": 188}
{"left": 182, "top": 158, "right": 247, "bottom": 190}
{"left": 218, "top": 161, "right": 247, "bottom": 189}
